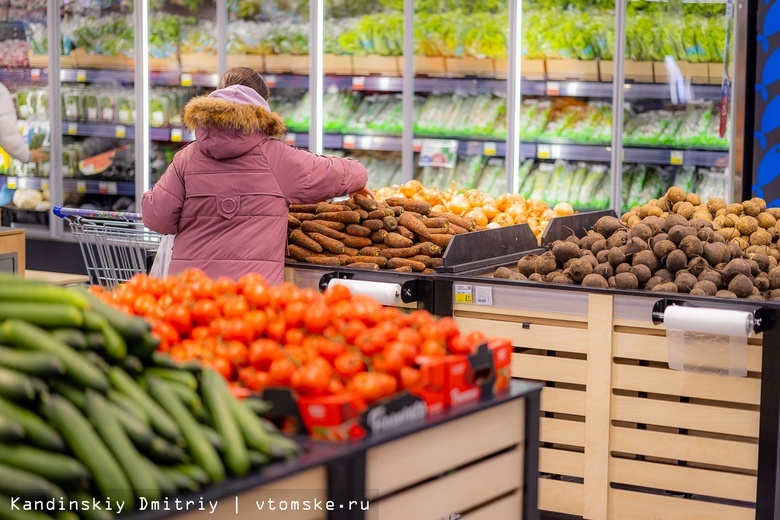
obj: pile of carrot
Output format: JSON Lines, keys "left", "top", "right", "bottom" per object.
{"left": 286, "top": 195, "right": 480, "bottom": 272}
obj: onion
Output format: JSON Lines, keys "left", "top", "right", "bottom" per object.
{"left": 449, "top": 194, "right": 470, "bottom": 215}
{"left": 465, "top": 208, "right": 489, "bottom": 227}
{"left": 487, "top": 222, "right": 501, "bottom": 229}
{"left": 482, "top": 203, "right": 499, "bottom": 220}
{"left": 401, "top": 180, "right": 423, "bottom": 197}
{"left": 432, "top": 204, "right": 447, "bottom": 214}
{"left": 554, "top": 202, "right": 575, "bottom": 216}
{"left": 492, "top": 212, "right": 514, "bottom": 226}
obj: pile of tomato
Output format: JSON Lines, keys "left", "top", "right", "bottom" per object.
{"left": 91, "top": 269, "right": 489, "bottom": 404}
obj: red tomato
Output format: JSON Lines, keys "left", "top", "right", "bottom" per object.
{"left": 284, "top": 301, "right": 307, "bottom": 328}
{"left": 190, "top": 279, "right": 216, "bottom": 300}
{"left": 214, "top": 277, "right": 237, "bottom": 295}
{"left": 323, "top": 284, "right": 351, "bottom": 306}
{"left": 151, "top": 320, "right": 180, "bottom": 346}
{"left": 222, "top": 296, "right": 250, "bottom": 319}
{"left": 190, "top": 326, "right": 210, "bottom": 341}
{"left": 192, "top": 298, "right": 220, "bottom": 325}
{"left": 157, "top": 293, "right": 174, "bottom": 311}
{"left": 291, "top": 363, "right": 331, "bottom": 395}
{"left": 387, "top": 341, "right": 417, "bottom": 364}
{"left": 340, "top": 320, "right": 367, "bottom": 343}
{"left": 224, "top": 340, "right": 248, "bottom": 367}
{"left": 447, "top": 334, "right": 475, "bottom": 355}
{"left": 146, "top": 277, "right": 166, "bottom": 297}
{"left": 409, "top": 310, "right": 434, "bottom": 328}
{"left": 420, "top": 339, "right": 446, "bottom": 357}
{"left": 237, "top": 273, "right": 268, "bottom": 294}
{"left": 400, "top": 366, "right": 422, "bottom": 389}
{"left": 133, "top": 293, "right": 157, "bottom": 317}
{"left": 265, "top": 317, "right": 287, "bottom": 342}
{"left": 397, "top": 328, "right": 423, "bottom": 347}
{"left": 284, "top": 328, "right": 305, "bottom": 347}
{"left": 437, "top": 317, "right": 460, "bottom": 340}
{"left": 466, "top": 330, "right": 487, "bottom": 348}
{"left": 164, "top": 304, "right": 193, "bottom": 335}
{"left": 334, "top": 351, "right": 365, "bottom": 378}
{"left": 243, "top": 283, "right": 271, "bottom": 309}
{"left": 268, "top": 357, "right": 296, "bottom": 385}
{"left": 170, "top": 285, "right": 194, "bottom": 304}
{"left": 348, "top": 372, "right": 397, "bottom": 403}
{"left": 208, "top": 357, "right": 233, "bottom": 380}
{"left": 372, "top": 348, "right": 405, "bottom": 375}
{"left": 354, "top": 329, "right": 387, "bottom": 356}
{"left": 221, "top": 318, "right": 254, "bottom": 345}
{"left": 239, "top": 367, "right": 270, "bottom": 392}
{"left": 328, "top": 378, "right": 345, "bottom": 395}
{"left": 303, "top": 304, "right": 331, "bottom": 334}
{"left": 248, "top": 339, "right": 283, "bottom": 371}
{"left": 243, "top": 310, "right": 268, "bottom": 336}
{"left": 305, "top": 337, "right": 345, "bottom": 361}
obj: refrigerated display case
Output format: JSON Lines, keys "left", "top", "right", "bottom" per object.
{"left": 0, "top": 0, "right": 752, "bottom": 243}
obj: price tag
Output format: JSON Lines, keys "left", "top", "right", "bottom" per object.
{"left": 170, "top": 128, "right": 183, "bottom": 142}
{"left": 537, "top": 144, "right": 551, "bottom": 159}
{"left": 412, "top": 139, "right": 422, "bottom": 153}
{"left": 76, "top": 181, "right": 87, "bottom": 194}
{"left": 180, "top": 73, "right": 193, "bottom": 87}
{"left": 67, "top": 123, "right": 78, "bottom": 135}
{"left": 115, "top": 125, "right": 127, "bottom": 139}
{"left": 670, "top": 150, "right": 684, "bottom": 165}
{"left": 41, "top": 181, "right": 49, "bottom": 191}
{"left": 352, "top": 77, "right": 366, "bottom": 91}
{"left": 483, "top": 142, "right": 497, "bottom": 156}
{"left": 285, "top": 133, "right": 297, "bottom": 146}
{"left": 6, "top": 177, "right": 17, "bottom": 190}
{"left": 546, "top": 81, "right": 560, "bottom": 96}
{"left": 343, "top": 135, "right": 356, "bottom": 149}
{"left": 30, "top": 69, "right": 41, "bottom": 80}
{"left": 475, "top": 286, "right": 493, "bottom": 306}
{"left": 98, "top": 181, "right": 109, "bottom": 194}
{"left": 265, "top": 75, "right": 277, "bottom": 88}
{"left": 418, "top": 139, "right": 458, "bottom": 169}
{"left": 454, "top": 284, "right": 473, "bottom": 304}
{"left": 76, "top": 70, "right": 87, "bottom": 82}
{"left": 108, "top": 182, "right": 118, "bottom": 195}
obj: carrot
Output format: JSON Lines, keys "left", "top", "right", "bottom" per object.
{"left": 423, "top": 218, "right": 449, "bottom": 229}
{"left": 289, "top": 229, "right": 323, "bottom": 253}
{"left": 385, "top": 198, "right": 431, "bottom": 215}
{"left": 370, "top": 230, "right": 389, "bottom": 243}
{"left": 288, "top": 214, "right": 302, "bottom": 229}
{"left": 346, "top": 224, "right": 372, "bottom": 237}
{"left": 288, "top": 244, "right": 316, "bottom": 261}
{"left": 289, "top": 204, "right": 318, "bottom": 213}
{"left": 363, "top": 219, "right": 384, "bottom": 232}
{"left": 308, "top": 232, "right": 346, "bottom": 254}
{"left": 290, "top": 212, "right": 318, "bottom": 222}
{"left": 356, "top": 209, "right": 369, "bottom": 220}
{"left": 414, "top": 242, "right": 443, "bottom": 257}
{"left": 423, "top": 234, "right": 451, "bottom": 249}
{"left": 311, "top": 220, "right": 346, "bottom": 230}
{"left": 367, "top": 209, "right": 395, "bottom": 220}
{"left": 344, "top": 256, "right": 389, "bottom": 268}
{"left": 374, "top": 243, "right": 389, "bottom": 251}
{"left": 381, "top": 247, "right": 419, "bottom": 259}
{"left": 448, "top": 223, "right": 469, "bottom": 235}
{"left": 395, "top": 226, "right": 414, "bottom": 240}
{"left": 384, "top": 232, "right": 414, "bottom": 249}
{"left": 475, "top": 225, "right": 488, "bottom": 231}
{"left": 316, "top": 202, "right": 350, "bottom": 213}
{"left": 428, "top": 228, "right": 450, "bottom": 235}
{"left": 409, "top": 255, "right": 436, "bottom": 268}
{"left": 382, "top": 216, "right": 398, "bottom": 232}
{"left": 343, "top": 199, "right": 360, "bottom": 211}
{"left": 349, "top": 262, "right": 380, "bottom": 271}
{"left": 397, "top": 212, "right": 431, "bottom": 239}
{"left": 343, "top": 236, "right": 373, "bottom": 249}
{"left": 391, "top": 206, "right": 404, "bottom": 217}
{"left": 358, "top": 246, "right": 382, "bottom": 257}
{"left": 387, "top": 258, "right": 427, "bottom": 272}
{"left": 343, "top": 247, "right": 359, "bottom": 257}
{"left": 354, "top": 194, "right": 378, "bottom": 212}
{"left": 316, "top": 211, "right": 362, "bottom": 224}
{"left": 393, "top": 266, "right": 413, "bottom": 273}
{"left": 423, "top": 268, "right": 436, "bottom": 274}
{"left": 301, "top": 221, "right": 347, "bottom": 241}
{"left": 306, "top": 256, "right": 342, "bottom": 266}
{"left": 441, "top": 213, "right": 476, "bottom": 231}
{"left": 285, "top": 258, "right": 297, "bottom": 263}
{"left": 427, "top": 257, "right": 444, "bottom": 268}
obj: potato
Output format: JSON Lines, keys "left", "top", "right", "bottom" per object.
{"left": 707, "top": 197, "right": 727, "bottom": 214}
{"left": 675, "top": 201, "right": 695, "bottom": 219}
{"left": 751, "top": 228, "right": 772, "bottom": 246}
{"left": 724, "top": 214, "right": 740, "bottom": 228}
{"left": 718, "top": 228, "right": 741, "bottom": 241}
{"left": 667, "top": 187, "right": 686, "bottom": 204}
{"left": 691, "top": 210, "right": 713, "bottom": 222}
{"left": 743, "top": 200, "right": 762, "bottom": 217}
{"left": 647, "top": 206, "right": 663, "bottom": 217}
{"left": 686, "top": 193, "right": 702, "bottom": 206}
{"left": 712, "top": 215, "right": 727, "bottom": 230}
{"left": 757, "top": 212, "right": 777, "bottom": 229}
{"left": 736, "top": 216, "right": 759, "bottom": 235}
{"left": 751, "top": 197, "right": 768, "bottom": 212}
{"left": 627, "top": 215, "right": 642, "bottom": 226}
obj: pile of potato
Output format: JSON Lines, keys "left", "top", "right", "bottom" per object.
{"left": 286, "top": 194, "right": 478, "bottom": 273}
{"left": 494, "top": 188, "right": 780, "bottom": 300}
{"left": 375, "top": 180, "right": 575, "bottom": 241}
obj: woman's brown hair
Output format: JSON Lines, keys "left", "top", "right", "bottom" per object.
{"left": 218, "top": 67, "right": 271, "bottom": 100}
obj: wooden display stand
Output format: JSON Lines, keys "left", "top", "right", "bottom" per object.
{"left": 545, "top": 59, "right": 599, "bottom": 82}
{"left": 226, "top": 54, "right": 265, "bottom": 72}
{"left": 180, "top": 53, "right": 218, "bottom": 73}
{"left": 444, "top": 57, "right": 495, "bottom": 78}
{"left": 263, "top": 54, "right": 310, "bottom": 75}
{"left": 71, "top": 48, "right": 133, "bottom": 70}
{"left": 148, "top": 57, "right": 180, "bottom": 72}
{"left": 677, "top": 61, "right": 711, "bottom": 85}
{"left": 413, "top": 56, "right": 448, "bottom": 77}
{"left": 323, "top": 54, "right": 353, "bottom": 75}
{"left": 0, "top": 227, "right": 24, "bottom": 275}
{"left": 494, "top": 59, "right": 546, "bottom": 81}
{"left": 351, "top": 55, "right": 400, "bottom": 77}
{"left": 27, "top": 51, "right": 77, "bottom": 69}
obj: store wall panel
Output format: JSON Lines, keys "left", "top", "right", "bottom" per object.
{"left": 539, "top": 386, "right": 586, "bottom": 416}
{"left": 540, "top": 417, "right": 585, "bottom": 447}
{"left": 459, "top": 491, "right": 523, "bottom": 520}
{"left": 537, "top": 479, "right": 583, "bottom": 517}
{"left": 608, "top": 488, "right": 755, "bottom": 520}
{"left": 539, "top": 448, "right": 584, "bottom": 479}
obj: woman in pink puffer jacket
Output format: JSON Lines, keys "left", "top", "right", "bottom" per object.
{"left": 142, "top": 68, "right": 370, "bottom": 285}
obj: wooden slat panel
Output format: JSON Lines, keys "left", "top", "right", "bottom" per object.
{"left": 540, "top": 448, "right": 584, "bottom": 478}
{"left": 538, "top": 479, "right": 583, "bottom": 517}
{"left": 366, "top": 400, "right": 523, "bottom": 498}
{"left": 614, "top": 318, "right": 765, "bottom": 346}
{"left": 455, "top": 316, "right": 587, "bottom": 353}
{"left": 612, "top": 394, "right": 759, "bottom": 438}
{"left": 610, "top": 427, "right": 758, "bottom": 471}
{"left": 612, "top": 363, "right": 760, "bottom": 405}
{"left": 541, "top": 417, "right": 585, "bottom": 447}
{"left": 608, "top": 488, "right": 755, "bottom": 520}
{"left": 176, "top": 467, "right": 327, "bottom": 520}
{"left": 454, "top": 305, "right": 588, "bottom": 323}
{"left": 613, "top": 332, "right": 763, "bottom": 373}
{"left": 462, "top": 492, "right": 522, "bottom": 520}
{"left": 512, "top": 354, "right": 587, "bottom": 385}
{"left": 540, "top": 386, "right": 586, "bottom": 416}
{"left": 374, "top": 449, "right": 522, "bottom": 520}
{"left": 610, "top": 458, "right": 757, "bottom": 503}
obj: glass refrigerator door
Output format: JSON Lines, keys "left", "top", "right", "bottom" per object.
{"left": 617, "top": 0, "right": 733, "bottom": 214}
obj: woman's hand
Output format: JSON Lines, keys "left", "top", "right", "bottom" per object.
{"left": 351, "top": 186, "right": 375, "bottom": 200}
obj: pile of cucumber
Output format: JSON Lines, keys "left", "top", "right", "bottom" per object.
{"left": 0, "top": 276, "right": 300, "bottom": 519}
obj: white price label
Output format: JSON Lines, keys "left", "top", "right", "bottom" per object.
{"left": 98, "top": 181, "right": 109, "bottom": 194}
{"left": 265, "top": 75, "right": 277, "bottom": 88}
{"left": 475, "top": 286, "right": 493, "bottom": 306}
{"left": 670, "top": 150, "right": 684, "bottom": 165}
{"left": 115, "top": 125, "right": 127, "bottom": 139}
{"left": 118, "top": 110, "right": 130, "bottom": 124}
{"left": 537, "top": 144, "right": 551, "bottom": 159}
{"left": 87, "top": 108, "right": 98, "bottom": 121}
{"left": 454, "top": 284, "right": 473, "bottom": 304}
{"left": 546, "top": 81, "right": 560, "bottom": 96}
{"left": 343, "top": 135, "right": 356, "bottom": 149}
{"left": 285, "top": 133, "right": 297, "bottom": 146}
{"left": 412, "top": 139, "right": 422, "bottom": 152}
{"left": 352, "top": 77, "right": 366, "bottom": 90}
{"left": 108, "top": 182, "right": 118, "bottom": 195}
{"left": 151, "top": 112, "right": 165, "bottom": 126}
{"left": 76, "top": 70, "right": 87, "bottom": 82}
{"left": 67, "top": 123, "right": 78, "bottom": 135}
{"left": 483, "top": 142, "right": 497, "bottom": 156}
{"left": 6, "top": 177, "right": 17, "bottom": 190}
{"left": 30, "top": 69, "right": 41, "bottom": 80}
{"left": 170, "top": 128, "right": 183, "bottom": 142}
{"left": 76, "top": 181, "right": 87, "bottom": 194}
{"left": 102, "top": 108, "right": 114, "bottom": 122}
{"left": 180, "top": 73, "right": 193, "bottom": 87}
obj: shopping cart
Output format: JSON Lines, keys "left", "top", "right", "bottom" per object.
{"left": 53, "top": 206, "right": 161, "bottom": 289}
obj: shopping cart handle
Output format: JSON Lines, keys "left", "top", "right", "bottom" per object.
{"left": 52, "top": 206, "right": 143, "bottom": 221}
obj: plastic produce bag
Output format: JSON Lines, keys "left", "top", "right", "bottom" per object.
{"left": 150, "top": 235, "right": 174, "bottom": 278}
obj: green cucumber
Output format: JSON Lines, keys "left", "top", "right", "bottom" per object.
{"left": 174, "top": 464, "right": 209, "bottom": 486}
{"left": 43, "top": 395, "right": 133, "bottom": 508}
{"left": 83, "top": 352, "right": 111, "bottom": 374}
{"left": 50, "top": 329, "right": 88, "bottom": 350}
{"left": 0, "top": 493, "right": 52, "bottom": 520}
{"left": 244, "top": 398, "right": 272, "bottom": 415}
{"left": 0, "top": 303, "right": 83, "bottom": 328}
{"left": 0, "top": 462, "right": 65, "bottom": 501}
{"left": 86, "top": 391, "right": 160, "bottom": 501}
{"left": 146, "top": 368, "right": 198, "bottom": 390}
{"left": 0, "top": 367, "right": 36, "bottom": 402}
{"left": 68, "top": 492, "right": 113, "bottom": 520}
{"left": 50, "top": 381, "right": 86, "bottom": 411}
{"left": 132, "top": 334, "right": 161, "bottom": 359}
{"left": 107, "top": 390, "right": 149, "bottom": 425}
{"left": 142, "top": 458, "right": 177, "bottom": 495}
{"left": 85, "top": 331, "right": 105, "bottom": 351}
{"left": 83, "top": 312, "right": 126, "bottom": 360}
{"left": 249, "top": 450, "right": 270, "bottom": 466}
{"left": 0, "top": 320, "right": 108, "bottom": 391}
{"left": 159, "top": 467, "right": 200, "bottom": 492}
{"left": 227, "top": 389, "right": 301, "bottom": 459}
{"left": 121, "top": 355, "right": 144, "bottom": 375}
{"left": 164, "top": 380, "right": 205, "bottom": 419}
{"left": 199, "top": 424, "right": 224, "bottom": 452}
{"left": 111, "top": 407, "right": 156, "bottom": 451}
{"left": 108, "top": 367, "right": 181, "bottom": 443}
{"left": 147, "top": 376, "right": 225, "bottom": 484}
{"left": 201, "top": 369, "right": 250, "bottom": 476}
{"left": 144, "top": 436, "right": 188, "bottom": 465}
{"left": 56, "top": 512, "right": 80, "bottom": 520}
{"left": 75, "top": 287, "right": 150, "bottom": 342}
{"left": 0, "top": 416, "right": 24, "bottom": 444}
{"left": 151, "top": 352, "right": 201, "bottom": 372}
{"left": 0, "top": 396, "right": 63, "bottom": 450}
{"left": 0, "top": 282, "right": 88, "bottom": 309}
{"left": 0, "top": 444, "right": 88, "bottom": 483}
{"left": 0, "top": 346, "right": 65, "bottom": 376}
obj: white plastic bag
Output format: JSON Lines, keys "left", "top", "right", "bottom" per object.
{"left": 150, "top": 234, "right": 174, "bottom": 278}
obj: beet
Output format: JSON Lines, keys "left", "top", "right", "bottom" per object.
{"left": 593, "top": 216, "right": 626, "bottom": 238}
{"left": 693, "top": 280, "right": 718, "bottom": 296}
{"left": 655, "top": 268, "right": 674, "bottom": 283}
{"left": 627, "top": 224, "right": 653, "bottom": 243}
{"left": 594, "top": 263, "right": 614, "bottom": 279}
{"left": 582, "top": 274, "right": 609, "bottom": 288}
{"left": 663, "top": 214, "right": 688, "bottom": 233}
{"left": 633, "top": 264, "right": 652, "bottom": 286}
{"left": 552, "top": 241, "right": 582, "bottom": 267}
{"left": 606, "top": 231, "right": 628, "bottom": 249}
{"left": 675, "top": 272, "right": 698, "bottom": 293}
{"left": 535, "top": 253, "right": 558, "bottom": 276}
{"left": 608, "top": 247, "right": 627, "bottom": 267}
{"left": 652, "top": 239, "right": 676, "bottom": 259}
{"left": 665, "top": 250, "right": 688, "bottom": 272}
{"left": 624, "top": 237, "right": 650, "bottom": 255}
{"left": 615, "top": 272, "right": 639, "bottom": 290}
{"left": 679, "top": 235, "right": 704, "bottom": 259}
{"left": 703, "top": 242, "right": 730, "bottom": 266}
{"left": 632, "top": 250, "right": 660, "bottom": 272}
{"left": 667, "top": 225, "right": 697, "bottom": 246}
{"left": 568, "top": 258, "right": 594, "bottom": 284}
{"left": 652, "top": 282, "right": 679, "bottom": 293}
{"left": 716, "top": 290, "right": 738, "bottom": 299}
{"left": 722, "top": 259, "right": 752, "bottom": 282}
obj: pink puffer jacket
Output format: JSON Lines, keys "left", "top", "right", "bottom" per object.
{"left": 141, "top": 85, "right": 368, "bottom": 285}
